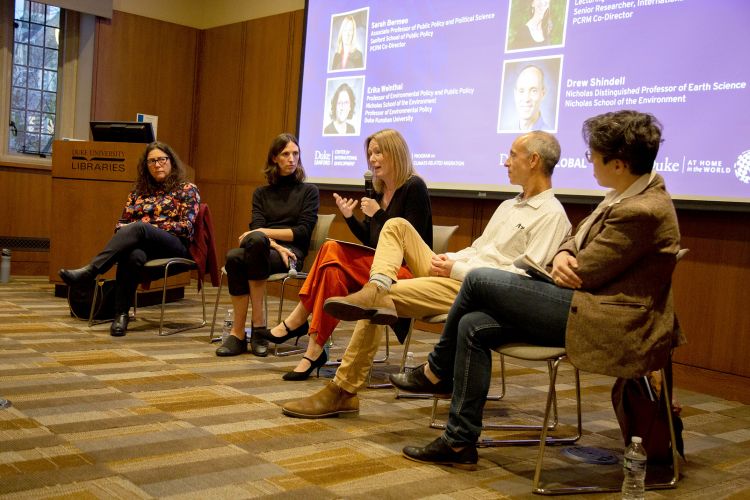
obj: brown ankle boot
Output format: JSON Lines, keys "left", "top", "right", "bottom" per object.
{"left": 282, "top": 381, "right": 359, "bottom": 418}
{"left": 323, "top": 282, "right": 397, "bottom": 325}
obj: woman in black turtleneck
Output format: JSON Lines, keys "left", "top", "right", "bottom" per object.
{"left": 216, "top": 133, "right": 319, "bottom": 358}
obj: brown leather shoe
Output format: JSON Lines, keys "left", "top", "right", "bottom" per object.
{"left": 323, "top": 282, "right": 397, "bottom": 325}
{"left": 281, "top": 381, "right": 359, "bottom": 418}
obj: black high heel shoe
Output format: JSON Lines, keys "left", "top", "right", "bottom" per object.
{"left": 254, "top": 321, "right": 309, "bottom": 344}
{"left": 282, "top": 350, "right": 328, "bottom": 381}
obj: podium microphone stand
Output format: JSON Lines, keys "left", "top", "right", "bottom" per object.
{"left": 0, "top": 398, "right": 11, "bottom": 409}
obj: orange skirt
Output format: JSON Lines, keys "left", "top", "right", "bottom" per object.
{"left": 299, "top": 240, "right": 412, "bottom": 346}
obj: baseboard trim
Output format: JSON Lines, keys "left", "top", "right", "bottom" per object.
{"left": 673, "top": 363, "right": 750, "bottom": 404}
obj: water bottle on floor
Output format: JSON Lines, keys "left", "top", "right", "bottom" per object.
{"left": 222, "top": 308, "right": 233, "bottom": 343}
{"left": 404, "top": 352, "right": 416, "bottom": 372}
{"left": 622, "top": 436, "right": 647, "bottom": 500}
{"left": 0, "top": 249, "right": 10, "bottom": 284}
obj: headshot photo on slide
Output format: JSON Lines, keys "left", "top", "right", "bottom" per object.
{"left": 497, "top": 55, "right": 563, "bottom": 134}
{"left": 505, "top": 0, "right": 569, "bottom": 53}
{"left": 323, "top": 76, "right": 365, "bottom": 136}
{"left": 328, "top": 8, "right": 369, "bottom": 72}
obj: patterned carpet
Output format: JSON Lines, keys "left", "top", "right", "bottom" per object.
{"left": 1, "top": 276, "right": 749, "bottom": 499}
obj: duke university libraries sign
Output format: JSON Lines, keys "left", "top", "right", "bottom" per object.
{"left": 52, "top": 141, "right": 143, "bottom": 181}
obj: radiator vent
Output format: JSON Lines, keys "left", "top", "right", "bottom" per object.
{"left": 0, "top": 237, "right": 50, "bottom": 252}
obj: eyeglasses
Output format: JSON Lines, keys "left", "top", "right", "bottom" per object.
{"left": 147, "top": 156, "right": 169, "bottom": 167}
{"left": 585, "top": 150, "right": 614, "bottom": 164}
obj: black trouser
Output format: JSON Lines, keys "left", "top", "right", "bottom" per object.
{"left": 225, "top": 231, "right": 302, "bottom": 296}
{"left": 89, "top": 222, "right": 190, "bottom": 314}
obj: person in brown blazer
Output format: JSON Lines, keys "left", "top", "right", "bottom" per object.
{"left": 391, "top": 110, "right": 681, "bottom": 469}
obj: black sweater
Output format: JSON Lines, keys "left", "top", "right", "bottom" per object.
{"left": 250, "top": 175, "right": 320, "bottom": 258}
{"left": 345, "top": 175, "right": 433, "bottom": 249}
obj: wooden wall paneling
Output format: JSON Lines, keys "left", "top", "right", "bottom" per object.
{"left": 0, "top": 169, "right": 51, "bottom": 237}
{"left": 230, "top": 182, "right": 263, "bottom": 255}
{"left": 284, "top": 10, "right": 305, "bottom": 132}
{"left": 49, "top": 178, "right": 132, "bottom": 281}
{"left": 191, "top": 181, "right": 235, "bottom": 269}
{"left": 92, "top": 11, "right": 199, "bottom": 160}
{"left": 236, "top": 13, "right": 297, "bottom": 184}
{"left": 672, "top": 209, "right": 750, "bottom": 378}
{"left": 0, "top": 169, "right": 52, "bottom": 276}
{"left": 192, "top": 22, "right": 245, "bottom": 184}
{"left": 92, "top": 12, "right": 156, "bottom": 121}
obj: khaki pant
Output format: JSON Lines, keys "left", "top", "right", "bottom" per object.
{"left": 334, "top": 218, "right": 462, "bottom": 393}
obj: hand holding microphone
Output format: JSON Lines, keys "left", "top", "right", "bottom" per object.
{"left": 364, "top": 170, "right": 374, "bottom": 198}
{"left": 361, "top": 170, "right": 380, "bottom": 217}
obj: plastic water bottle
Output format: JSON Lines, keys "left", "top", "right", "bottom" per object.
{"left": 288, "top": 256, "right": 297, "bottom": 277}
{"left": 622, "top": 436, "right": 647, "bottom": 500}
{"left": 222, "top": 308, "right": 233, "bottom": 342}
{"left": 0, "top": 248, "right": 10, "bottom": 284}
{"left": 404, "top": 351, "right": 416, "bottom": 372}
{"left": 324, "top": 337, "right": 332, "bottom": 359}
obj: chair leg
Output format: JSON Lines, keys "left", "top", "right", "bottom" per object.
{"left": 271, "top": 277, "right": 306, "bottom": 357}
{"left": 370, "top": 325, "right": 414, "bottom": 390}
{"left": 153, "top": 262, "right": 209, "bottom": 336}
{"left": 209, "top": 269, "right": 226, "bottom": 342}
{"left": 532, "top": 366, "right": 678, "bottom": 495}
{"left": 430, "top": 354, "right": 507, "bottom": 429}
{"left": 87, "top": 279, "right": 100, "bottom": 326}
{"left": 157, "top": 263, "right": 170, "bottom": 336}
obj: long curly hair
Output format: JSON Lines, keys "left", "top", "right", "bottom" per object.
{"left": 134, "top": 141, "right": 186, "bottom": 194}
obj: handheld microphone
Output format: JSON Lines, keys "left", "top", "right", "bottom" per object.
{"left": 288, "top": 256, "right": 297, "bottom": 277}
{"left": 364, "top": 170, "right": 374, "bottom": 198}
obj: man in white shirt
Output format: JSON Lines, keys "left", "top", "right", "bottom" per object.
{"left": 281, "top": 130, "right": 571, "bottom": 419}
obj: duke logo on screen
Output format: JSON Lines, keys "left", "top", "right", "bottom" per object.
{"left": 734, "top": 150, "right": 750, "bottom": 185}
{"left": 314, "top": 150, "right": 332, "bottom": 166}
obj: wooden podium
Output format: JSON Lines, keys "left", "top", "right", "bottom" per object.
{"left": 50, "top": 140, "right": 189, "bottom": 293}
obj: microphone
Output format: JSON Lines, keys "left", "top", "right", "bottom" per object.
{"left": 364, "top": 170, "right": 374, "bottom": 198}
{"left": 288, "top": 256, "right": 297, "bottom": 277}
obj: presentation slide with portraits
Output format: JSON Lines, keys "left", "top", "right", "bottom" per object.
{"left": 322, "top": 76, "right": 365, "bottom": 136}
{"left": 328, "top": 8, "right": 369, "bottom": 72}
{"left": 497, "top": 56, "right": 563, "bottom": 133}
{"left": 506, "top": 0, "right": 569, "bottom": 53}
{"left": 299, "top": 0, "right": 750, "bottom": 203}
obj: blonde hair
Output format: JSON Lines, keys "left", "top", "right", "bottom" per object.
{"left": 364, "top": 129, "right": 415, "bottom": 193}
{"left": 336, "top": 15, "right": 357, "bottom": 53}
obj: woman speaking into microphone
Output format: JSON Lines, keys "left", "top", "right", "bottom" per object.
{"left": 256, "top": 128, "right": 433, "bottom": 381}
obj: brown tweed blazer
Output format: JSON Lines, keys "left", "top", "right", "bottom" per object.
{"left": 558, "top": 174, "right": 681, "bottom": 378}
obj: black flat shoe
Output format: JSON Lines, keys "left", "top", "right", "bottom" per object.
{"left": 403, "top": 436, "right": 478, "bottom": 470}
{"left": 216, "top": 334, "right": 247, "bottom": 356}
{"left": 389, "top": 363, "right": 453, "bottom": 396}
{"left": 59, "top": 265, "right": 97, "bottom": 286}
{"left": 283, "top": 350, "right": 328, "bottom": 381}
{"left": 255, "top": 321, "right": 310, "bottom": 344}
{"left": 250, "top": 326, "right": 269, "bottom": 357}
{"left": 110, "top": 313, "right": 128, "bottom": 337}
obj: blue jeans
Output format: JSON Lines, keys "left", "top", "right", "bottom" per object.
{"left": 426, "top": 268, "right": 574, "bottom": 447}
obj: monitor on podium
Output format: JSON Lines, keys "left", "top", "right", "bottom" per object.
{"left": 90, "top": 121, "right": 155, "bottom": 143}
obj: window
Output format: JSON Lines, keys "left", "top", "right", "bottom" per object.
{"left": 10, "top": 0, "right": 61, "bottom": 156}
{"left": 0, "top": 0, "right": 90, "bottom": 167}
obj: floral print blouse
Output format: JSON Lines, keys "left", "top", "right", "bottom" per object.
{"left": 116, "top": 182, "right": 200, "bottom": 242}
